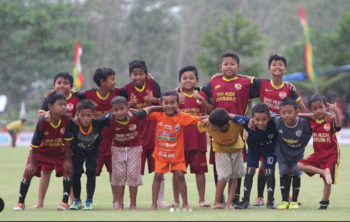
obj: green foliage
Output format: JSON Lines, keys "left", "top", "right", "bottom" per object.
{"left": 196, "top": 13, "right": 265, "bottom": 77}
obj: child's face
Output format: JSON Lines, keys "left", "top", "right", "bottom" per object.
{"left": 111, "top": 103, "right": 129, "bottom": 121}
{"left": 280, "top": 105, "right": 299, "bottom": 126}
{"left": 49, "top": 98, "right": 67, "bottom": 116}
{"left": 310, "top": 101, "right": 327, "bottom": 120}
{"left": 219, "top": 57, "right": 241, "bottom": 79}
{"left": 268, "top": 60, "right": 287, "bottom": 77}
{"left": 179, "top": 71, "right": 198, "bottom": 91}
{"left": 53, "top": 77, "right": 73, "bottom": 96}
{"left": 101, "top": 75, "right": 116, "bottom": 91}
{"left": 161, "top": 95, "right": 179, "bottom": 117}
{"left": 130, "top": 68, "right": 147, "bottom": 88}
{"left": 252, "top": 112, "right": 270, "bottom": 130}
{"left": 77, "top": 108, "right": 94, "bottom": 128}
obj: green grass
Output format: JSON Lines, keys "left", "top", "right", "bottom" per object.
{"left": 0, "top": 146, "right": 350, "bottom": 221}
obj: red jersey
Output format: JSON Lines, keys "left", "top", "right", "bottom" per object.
{"left": 122, "top": 79, "right": 161, "bottom": 150}
{"left": 309, "top": 118, "right": 341, "bottom": 164}
{"left": 30, "top": 115, "right": 73, "bottom": 164}
{"left": 179, "top": 91, "right": 207, "bottom": 152}
{"left": 251, "top": 78, "right": 301, "bottom": 113}
{"left": 39, "top": 92, "right": 80, "bottom": 118}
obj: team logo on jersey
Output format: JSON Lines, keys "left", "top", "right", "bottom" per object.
{"left": 324, "top": 123, "right": 331, "bottom": 131}
{"left": 60, "top": 127, "right": 65, "bottom": 135}
{"left": 296, "top": 130, "right": 302, "bottom": 137}
{"left": 129, "top": 124, "right": 137, "bottom": 131}
{"left": 44, "top": 131, "right": 49, "bottom": 135}
{"left": 279, "top": 130, "right": 283, "bottom": 134}
{"left": 66, "top": 103, "right": 74, "bottom": 111}
{"left": 279, "top": 92, "right": 287, "bottom": 99}
{"left": 238, "top": 119, "right": 246, "bottom": 125}
{"left": 215, "top": 85, "right": 221, "bottom": 89}
{"left": 158, "top": 122, "right": 163, "bottom": 127}
{"left": 164, "top": 124, "right": 172, "bottom": 130}
{"left": 268, "top": 134, "right": 275, "bottom": 139}
{"left": 175, "top": 124, "right": 180, "bottom": 131}
{"left": 235, "top": 84, "right": 242, "bottom": 90}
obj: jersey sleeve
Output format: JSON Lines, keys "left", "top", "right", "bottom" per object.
{"left": 332, "top": 118, "right": 341, "bottom": 133}
{"left": 73, "top": 90, "right": 86, "bottom": 101}
{"left": 120, "top": 86, "right": 128, "bottom": 99}
{"left": 151, "top": 79, "right": 162, "bottom": 98}
{"left": 63, "top": 119, "right": 74, "bottom": 141}
{"left": 146, "top": 112, "right": 160, "bottom": 121}
{"left": 196, "top": 121, "right": 209, "bottom": 133}
{"left": 232, "top": 115, "right": 251, "bottom": 129}
{"left": 270, "top": 112, "right": 281, "bottom": 125}
{"left": 95, "top": 113, "right": 112, "bottom": 128}
{"left": 249, "top": 77, "right": 263, "bottom": 99}
{"left": 134, "top": 109, "right": 148, "bottom": 121}
{"left": 38, "top": 98, "right": 49, "bottom": 113}
{"left": 201, "top": 82, "right": 212, "bottom": 99}
{"left": 180, "top": 113, "right": 200, "bottom": 126}
{"left": 290, "top": 89, "right": 301, "bottom": 102}
{"left": 30, "top": 119, "right": 45, "bottom": 148}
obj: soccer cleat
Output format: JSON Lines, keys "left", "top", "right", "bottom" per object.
{"left": 231, "top": 194, "right": 239, "bottom": 206}
{"left": 277, "top": 201, "right": 289, "bottom": 210}
{"left": 235, "top": 200, "right": 251, "bottom": 210}
{"left": 288, "top": 196, "right": 301, "bottom": 205}
{"left": 289, "top": 201, "right": 299, "bottom": 210}
{"left": 221, "top": 193, "right": 226, "bottom": 206}
{"left": 69, "top": 200, "right": 82, "bottom": 210}
{"left": 84, "top": 201, "right": 93, "bottom": 211}
{"left": 57, "top": 201, "right": 69, "bottom": 211}
{"left": 253, "top": 197, "right": 265, "bottom": 206}
{"left": 318, "top": 200, "right": 329, "bottom": 210}
{"left": 266, "top": 201, "right": 277, "bottom": 209}
{"left": 13, "top": 203, "right": 25, "bottom": 211}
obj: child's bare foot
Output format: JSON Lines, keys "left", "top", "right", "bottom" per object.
{"left": 158, "top": 201, "right": 172, "bottom": 208}
{"left": 149, "top": 204, "right": 158, "bottom": 211}
{"left": 115, "top": 204, "right": 124, "bottom": 211}
{"left": 130, "top": 205, "right": 138, "bottom": 211}
{"left": 225, "top": 205, "right": 233, "bottom": 210}
{"left": 199, "top": 201, "right": 211, "bottom": 207}
{"left": 324, "top": 168, "right": 332, "bottom": 185}
{"left": 182, "top": 204, "right": 191, "bottom": 210}
{"left": 212, "top": 204, "right": 225, "bottom": 209}
{"left": 31, "top": 204, "right": 43, "bottom": 209}
{"left": 172, "top": 201, "right": 180, "bottom": 207}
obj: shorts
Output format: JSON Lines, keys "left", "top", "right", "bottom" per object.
{"left": 299, "top": 153, "right": 339, "bottom": 185}
{"left": 215, "top": 151, "right": 245, "bottom": 182}
{"left": 277, "top": 154, "right": 303, "bottom": 176}
{"left": 185, "top": 150, "right": 208, "bottom": 174}
{"left": 111, "top": 146, "right": 143, "bottom": 187}
{"left": 141, "top": 149, "right": 155, "bottom": 175}
{"left": 209, "top": 140, "right": 247, "bottom": 164}
{"left": 23, "top": 153, "right": 67, "bottom": 178}
{"left": 246, "top": 149, "right": 277, "bottom": 170}
{"left": 155, "top": 160, "right": 187, "bottom": 174}
{"left": 72, "top": 148, "right": 99, "bottom": 175}
{"left": 96, "top": 155, "right": 112, "bottom": 176}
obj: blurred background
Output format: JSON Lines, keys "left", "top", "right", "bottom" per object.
{"left": 1, "top": 0, "right": 350, "bottom": 131}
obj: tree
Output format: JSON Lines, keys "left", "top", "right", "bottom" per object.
{"left": 196, "top": 13, "right": 265, "bottom": 77}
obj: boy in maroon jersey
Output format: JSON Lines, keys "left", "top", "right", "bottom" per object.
{"left": 121, "top": 60, "right": 171, "bottom": 207}
{"left": 172, "top": 66, "right": 213, "bottom": 208}
{"left": 297, "top": 94, "right": 341, "bottom": 210}
{"left": 13, "top": 92, "right": 73, "bottom": 211}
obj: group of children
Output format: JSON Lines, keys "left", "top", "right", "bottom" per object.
{"left": 12, "top": 52, "right": 341, "bottom": 212}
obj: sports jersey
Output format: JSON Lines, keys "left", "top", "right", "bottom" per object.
{"left": 309, "top": 118, "right": 341, "bottom": 164}
{"left": 30, "top": 115, "right": 73, "bottom": 164}
{"left": 233, "top": 115, "right": 277, "bottom": 154}
{"left": 147, "top": 112, "right": 200, "bottom": 163}
{"left": 179, "top": 91, "right": 208, "bottom": 152}
{"left": 38, "top": 92, "right": 80, "bottom": 118}
{"left": 122, "top": 79, "right": 161, "bottom": 150}
{"left": 6, "top": 120, "right": 24, "bottom": 131}
{"left": 251, "top": 78, "right": 301, "bottom": 113}
{"left": 197, "top": 120, "right": 244, "bottom": 153}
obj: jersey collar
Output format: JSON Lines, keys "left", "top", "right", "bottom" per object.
{"left": 134, "top": 83, "right": 146, "bottom": 93}
{"left": 96, "top": 90, "right": 110, "bottom": 101}
{"left": 79, "top": 124, "right": 93, "bottom": 135}
{"left": 223, "top": 76, "right": 238, "bottom": 82}
{"left": 270, "top": 80, "right": 284, "bottom": 90}
{"left": 49, "top": 118, "right": 61, "bottom": 129}
{"left": 66, "top": 92, "right": 72, "bottom": 100}
{"left": 182, "top": 90, "right": 198, "bottom": 98}
{"left": 316, "top": 119, "right": 325, "bottom": 124}
{"left": 116, "top": 119, "right": 129, "bottom": 125}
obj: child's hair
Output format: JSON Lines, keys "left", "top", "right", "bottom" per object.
{"left": 220, "top": 52, "right": 240, "bottom": 64}
{"left": 53, "top": 71, "right": 74, "bottom": 86}
{"left": 47, "top": 91, "right": 66, "bottom": 105}
{"left": 209, "top": 108, "right": 229, "bottom": 127}
{"left": 160, "top": 90, "right": 179, "bottom": 103}
{"left": 279, "top": 98, "right": 298, "bottom": 110}
{"left": 308, "top": 94, "right": 327, "bottom": 109}
{"left": 111, "top": 96, "right": 128, "bottom": 107}
{"left": 20, "top": 118, "right": 26, "bottom": 122}
{"left": 129, "top": 60, "right": 148, "bottom": 75}
{"left": 93, "top": 67, "right": 115, "bottom": 87}
{"left": 252, "top": 103, "right": 270, "bottom": 117}
{"left": 178, "top": 65, "right": 199, "bottom": 81}
{"left": 77, "top": 100, "right": 95, "bottom": 113}
{"left": 268, "top": 54, "right": 287, "bottom": 68}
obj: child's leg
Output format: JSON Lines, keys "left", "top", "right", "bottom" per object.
{"left": 116, "top": 186, "right": 125, "bottom": 211}
{"left": 32, "top": 170, "right": 52, "bottom": 208}
{"left": 129, "top": 186, "right": 138, "bottom": 210}
{"left": 292, "top": 175, "right": 301, "bottom": 202}
{"left": 297, "top": 163, "right": 332, "bottom": 184}
{"left": 265, "top": 169, "right": 276, "bottom": 202}
{"left": 62, "top": 175, "right": 73, "bottom": 204}
{"left": 213, "top": 180, "right": 227, "bottom": 209}
{"left": 174, "top": 170, "right": 190, "bottom": 209}
{"left": 150, "top": 173, "right": 164, "bottom": 210}
{"left": 196, "top": 173, "right": 208, "bottom": 204}
{"left": 323, "top": 181, "right": 331, "bottom": 201}
{"left": 257, "top": 161, "right": 266, "bottom": 198}
{"left": 280, "top": 174, "right": 291, "bottom": 202}
{"left": 172, "top": 174, "right": 180, "bottom": 206}
{"left": 226, "top": 178, "right": 237, "bottom": 209}
{"left": 86, "top": 168, "right": 96, "bottom": 201}
{"left": 243, "top": 168, "right": 256, "bottom": 203}
{"left": 18, "top": 177, "right": 32, "bottom": 204}
{"left": 72, "top": 172, "right": 82, "bottom": 201}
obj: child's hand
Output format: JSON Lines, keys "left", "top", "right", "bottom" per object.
{"left": 63, "top": 160, "right": 73, "bottom": 175}
{"left": 44, "top": 111, "right": 52, "bottom": 123}
{"left": 73, "top": 117, "right": 80, "bottom": 125}
{"left": 175, "top": 108, "right": 182, "bottom": 115}
{"left": 146, "top": 73, "right": 154, "bottom": 80}
{"left": 192, "top": 92, "right": 204, "bottom": 102}
{"left": 325, "top": 112, "right": 333, "bottom": 122}
{"left": 128, "top": 98, "right": 138, "bottom": 108}
{"left": 211, "top": 73, "right": 224, "bottom": 80}
{"left": 179, "top": 93, "right": 186, "bottom": 104}
{"left": 174, "top": 86, "right": 182, "bottom": 93}
{"left": 44, "top": 90, "right": 54, "bottom": 98}
{"left": 200, "top": 118, "right": 210, "bottom": 127}
{"left": 248, "top": 118, "right": 256, "bottom": 131}
{"left": 25, "top": 163, "right": 36, "bottom": 178}
{"left": 143, "top": 91, "right": 155, "bottom": 104}
{"left": 284, "top": 81, "right": 296, "bottom": 91}
{"left": 127, "top": 111, "right": 133, "bottom": 120}
{"left": 327, "top": 102, "right": 339, "bottom": 113}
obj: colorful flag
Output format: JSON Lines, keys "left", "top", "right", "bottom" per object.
{"left": 299, "top": 6, "right": 316, "bottom": 83}
{"left": 73, "top": 41, "right": 84, "bottom": 90}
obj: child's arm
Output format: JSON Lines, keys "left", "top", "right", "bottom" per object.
{"left": 143, "top": 91, "right": 161, "bottom": 105}
{"left": 327, "top": 102, "right": 341, "bottom": 128}
{"left": 192, "top": 92, "right": 214, "bottom": 114}
{"left": 297, "top": 100, "right": 307, "bottom": 113}
{"left": 144, "top": 105, "right": 163, "bottom": 114}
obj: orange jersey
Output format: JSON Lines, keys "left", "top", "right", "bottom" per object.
{"left": 147, "top": 112, "right": 200, "bottom": 163}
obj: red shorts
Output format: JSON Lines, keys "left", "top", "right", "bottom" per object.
{"left": 23, "top": 153, "right": 66, "bottom": 178}
{"left": 185, "top": 150, "right": 208, "bottom": 174}
{"left": 155, "top": 160, "right": 187, "bottom": 174}
{"left": 299, "top": 153, "right": 339, "bottom": 185}
{"left": 141, "top": 149, "right": 155, "bottom": 175}
{"left": 96, "top": 155, "right": 112, "bottom": 176}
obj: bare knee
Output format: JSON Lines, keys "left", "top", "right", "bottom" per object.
{"left": 154, "top": 173, "right": 163, "bottom": 183}
{"left": 297, "top": 162, "right": 304, "bottom": 170}
{"left": 41, "top": 171, "right": 52, "bottom": 177}
{"left": 174, "top": 171, "right": 185, "bottom": 183}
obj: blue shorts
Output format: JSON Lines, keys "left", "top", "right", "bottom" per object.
{"left": 72, "top": 148, "right": 99, "bottom": 175}
{"left": 246, "top": 148, "right": 277, "bottom": 170}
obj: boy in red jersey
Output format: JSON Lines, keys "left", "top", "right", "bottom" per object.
{"left": 297, "top": 94, "right": 341, "bottom": 210}
{"left": 13, "top": 92, "right": 73, "bottom": 211}
{"left": 172, "top": 66, "right": 213, "bottom": 208}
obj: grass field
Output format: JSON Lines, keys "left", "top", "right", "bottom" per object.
{"left": 0, "top": 146, "right": 349, "bottom": 221}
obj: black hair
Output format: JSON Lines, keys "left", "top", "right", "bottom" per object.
{"left": 47, "top": 91, "right": 66, "bottom": 105}
{"left": 20, "top": 118, "right": 26, "bottom": 122}
{"left": 129, "top": 60, "right": 148, "bottom": 75}
{"left": 77, "top": 100, "right": 95, "bottom": 113}
{"left": 252, "top": 103, "right": 270, "bottom": 117}
{"left": 160, "top": 90, "right": 179, "bottom": 103}
{"left": 220, "top": 52, "right": 240, "bottom": 64}
{"left": 111, "top": 96, "right": 128, "bottom": 107}
{"left": 268, "top": 54, "right": 287, "bottom": 68}
{"left": 279, "top": 98, "right": 298, "bottom": 110}
{"left": 93, "top": 67, "right": 115, "bottom": 87}
{"left": 53, "top": 71, "right": 74, "bottom": 86}
{"left": 178, "top": 66, "right": 199, "bottom": 81}
{"left": 209, "top": 108, "right": 230, "bottom": 127}
{"left": 308, "top": 94, "right": 327, "bottom": 109}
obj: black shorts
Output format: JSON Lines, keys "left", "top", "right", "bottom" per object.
{"left": 246, "top": 148, "right": 277, "bottom": 170}
{"left": 72, "top": 148, "right": 99, "bottom": 175}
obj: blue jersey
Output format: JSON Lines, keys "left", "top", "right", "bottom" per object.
{"left": 233, "top": 115, "right": 277, "bottom": 154}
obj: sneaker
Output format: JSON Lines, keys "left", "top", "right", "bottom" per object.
{"left": 288, "top": 196, "right": 301, "bottom": 205}
{"left": 57, "top": 202, "right": 69, "bottom": 211}
{"left": 235, "top": 200, "right": 251, "bottom": 210}
{"left": 231, "top": 194, "right": 239, "bottom": 206}
{"left": 277, "top": 201, "right": 289, "bottom": 210}
{"left": 253, "top": 197, "right": 265, "bottom": 206}
{"left": 221, "top": 193, "right": 226, "bottom": 206}
{"left": 13, "top": 203, "right": 25, "bottom": 211}
{"left": 69, "top": 200, "right": 82, "bottom": 210}
{"left": 266, "top": 201, "right": 277, "bottom": 209}
{"left": 289, "top": 201, "right": 299, "bottom": 209}
{"left": 84, "top": 201, "right": 93, "bottom": 211}
{"left": 319, "top": 200, "right": 329, "bottom": 210}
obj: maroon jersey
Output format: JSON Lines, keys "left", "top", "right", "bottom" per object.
{"left": 309, "top": 118, "right": 341, "bottom": 164}
{"left": 179, "top": 91, "right": 208, "bottom": 152}
{"left": 122, "top": 79, "right": 161, "bottom": 150}
{"left": 30, "top": 115, "right": 73, "bottom": 164}
{"left": 39, "top": 92, "right": 80, "bottom": 118}
{"left": 251, "top": 78, "right": 301, "bottom": 113}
